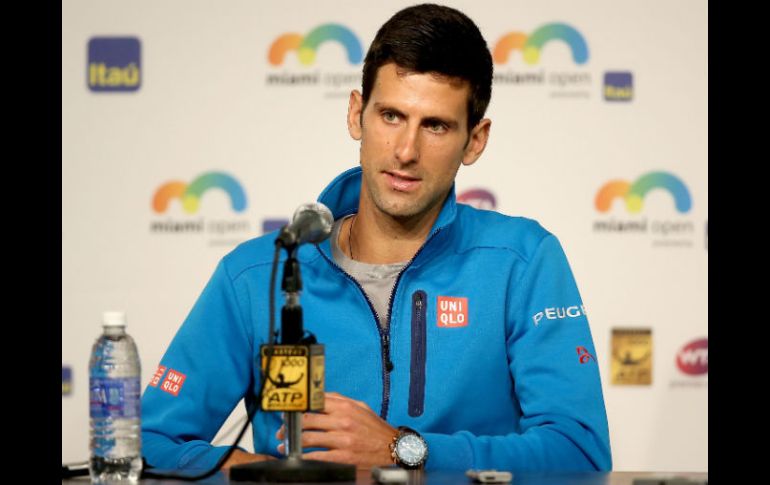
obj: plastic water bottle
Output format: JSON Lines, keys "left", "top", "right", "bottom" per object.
{"left": 89, "top": 311, "right": 143, "bottom": 483}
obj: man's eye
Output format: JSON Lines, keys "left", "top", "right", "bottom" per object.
{"left": 428, "top": 122, "right": 447, "bottom": 133}
{"left": 383, "top": 112, "right": 398, "bottom": 122}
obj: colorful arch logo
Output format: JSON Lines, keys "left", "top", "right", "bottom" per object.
{"left": 269, "top": 24, "right": 363, "bottom": 66}
{"left": 493, "top": 23, "right": 589, "bottom": 65}
{"left": 152, "top": 172, "right": 247, "bottom": 214}
{"left": 595, "top": 172, "right": 691, "bottom": 214}
{"left": 458, "top": 189, "right": 497, "bottom": 210}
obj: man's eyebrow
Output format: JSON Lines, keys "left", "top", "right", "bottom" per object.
{"left": 422, "top": 116, "right": 458, "bottom": 129}
{"left": 373, "top": 102, "right": 406, "bottom": 117}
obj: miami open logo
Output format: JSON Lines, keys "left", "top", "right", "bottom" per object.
{"left": 493, "top": 23, "right": 589, "bottom": 65}
{"left": 592, "top": 171, "right": 696, "bottom": 245}
{"left": 152, "top": 172, "right": 247, "bottom": 214}
{"left": 595, "top": 172, "right": 691, "bottom": 214}
{"left": 268, "top": 24, "right": 363, "bottom": 66}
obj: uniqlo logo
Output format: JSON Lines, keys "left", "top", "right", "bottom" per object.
{"left": 149, "top": 365, "right": 167, "bottom": 387}
{"left": 160, "top": 369, "right": 187, "bottom": 397}
{"left": 437, "top": 296, "right": 468, "bottom": 327}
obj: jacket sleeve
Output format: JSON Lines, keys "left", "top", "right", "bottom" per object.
{"left": 423, "top": 234, "right": 612, "bottom": 471}
{"left": 141, "top": 259, "right": 255, "bottom": 470}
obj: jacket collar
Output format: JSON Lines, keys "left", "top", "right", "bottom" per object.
{"left": 317, "top": 166, "right": 458, "bottom": 231}
{"left": 310, "top": 166, "right": 458, "bottom": 263}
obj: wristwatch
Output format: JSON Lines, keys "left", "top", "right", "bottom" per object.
{"left": 390, "top": 426, "right": 428, "bottom": 469}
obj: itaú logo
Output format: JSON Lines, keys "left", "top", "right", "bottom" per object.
{"left": 676, "top": 338, "right": 708, "bottom": 375}
{"left": 87, "top": 37, "right": 141, "bottom": 92}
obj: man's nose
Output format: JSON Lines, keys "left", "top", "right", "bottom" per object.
{"left": 394, "top": 124, "right": 420, "bottom": 164}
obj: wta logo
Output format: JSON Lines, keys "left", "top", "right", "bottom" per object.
{"left": 152, "top": 172, "right": 247, "bottom": 214}
{"left": 595, "top": 172, "right": 692, "bottom": 214}
{"left": 493, "top": 23, "right": 588, "bottom": 65}
{"left": 458, "top": 189, "right": 497, "bottom": 210}
{"left": 676, "top": 338, "right": 707, "bottom": 375}
{"left": 269, "top": 24, "right": 363, "bottom": 66}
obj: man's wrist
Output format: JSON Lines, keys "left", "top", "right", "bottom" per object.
{"left": 389, "top": 426, "right": 429, "bottom": 469}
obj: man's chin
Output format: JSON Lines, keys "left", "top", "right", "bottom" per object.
{"left": 376, "top": 201, "right": 429, "bottom": 221}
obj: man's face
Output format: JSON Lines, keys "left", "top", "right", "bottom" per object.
{"left": 347, "top": 63, "right": 490, "bottom": 222}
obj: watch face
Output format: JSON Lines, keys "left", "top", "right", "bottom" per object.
{"left": 396, "top": 434, "right": 427, "bottom": 466}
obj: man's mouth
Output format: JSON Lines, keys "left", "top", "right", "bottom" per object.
{"left": 384, "top": 171, "right": 421, "bottom": 192}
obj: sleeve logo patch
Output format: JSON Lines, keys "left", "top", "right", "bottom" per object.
{"left": 160, "top": 369, "right": 187, "bottom": 396}
{"left": 577, "top": 346, "right": 596, "bottom": 364}
{"left": 532, "top": 305, "right": 587, "bottom": 326}
{"left": 437, "top": 296, "right": 468, "bottom": 327}
{"left": 148, "top": 365, "right": 167, "bottom": 387}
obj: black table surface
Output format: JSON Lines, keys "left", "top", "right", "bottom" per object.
{"left": 63, "top": 469, "right": 707, "bottom": 485}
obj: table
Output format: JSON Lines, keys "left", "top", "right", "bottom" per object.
{"left": 62, "top": 469, "right": 707, "bottom": 485}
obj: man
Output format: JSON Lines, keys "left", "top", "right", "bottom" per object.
{"left": 142, "top": 3, "right": 612, "bottom": 472}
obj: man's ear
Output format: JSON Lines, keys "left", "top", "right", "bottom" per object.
{"left": 347, "top": 90, "right": 363, "bottom": 140}
{"left": 462, "top": 118, "right": 491, "bottom": 166}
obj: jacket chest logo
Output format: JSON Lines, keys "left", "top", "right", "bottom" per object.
{"left": 437, "top": 296, "right": 468, "bottom": 327}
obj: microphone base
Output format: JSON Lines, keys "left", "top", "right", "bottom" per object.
{"left": 229, "top": 457, "right": 356, "bottom": 483}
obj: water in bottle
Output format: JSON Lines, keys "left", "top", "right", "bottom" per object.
{"left": 89, "top": 311, "right": 143, "bottom": 483}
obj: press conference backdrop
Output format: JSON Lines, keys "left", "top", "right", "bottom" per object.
{"left": 61, "top": 0, "right": 708, "bottom": 472}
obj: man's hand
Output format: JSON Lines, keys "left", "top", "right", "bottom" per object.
{"left": 221, "top": 449, "right": 275, "bottom": 470}
{"left": 276, "top": 392, "right": 397, "bottom": 468}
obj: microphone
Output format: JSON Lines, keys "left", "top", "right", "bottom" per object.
{"left": 232, "top": 200, "right": 356, "bottom": 482}
{"left": 276, "top": 202, "right": 334, "bottom": 248}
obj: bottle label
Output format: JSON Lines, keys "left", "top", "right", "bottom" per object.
{"left": 89, "top": 377, "right": 140, "bottom": 418}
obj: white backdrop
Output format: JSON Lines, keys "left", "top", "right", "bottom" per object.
{"left": 62, "top": 0, "right": 708, "bottom": 472}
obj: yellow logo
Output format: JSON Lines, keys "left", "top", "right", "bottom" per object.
{"left": 260, "top": 345, "right": 325, "bottom": 412}
{"left": 611, "top": 328, "right": 652, "bottom": 385}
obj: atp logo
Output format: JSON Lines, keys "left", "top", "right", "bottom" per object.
{"left": 493, "top": 23, "right": 588, "bottom": 65}
{"left": 152, "top": 172, "right": 247, "bottom": 214}
{"left": 457, "top": 189, "right": 497, "bottom": 210}
{"left": 269, "top": 24, "right": 363, "bottom": 66}
{"left": 595, "top": 172, "right": 692, "bottom": 214}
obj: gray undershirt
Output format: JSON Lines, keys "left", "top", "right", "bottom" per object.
{"left": 330, "top": 215, "right": 407, "bottom": 330}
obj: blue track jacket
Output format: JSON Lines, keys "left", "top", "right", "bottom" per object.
{"left": 141, "top": 167, "right": 612, "bottom": 472}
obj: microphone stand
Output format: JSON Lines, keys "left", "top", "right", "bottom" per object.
{"left": 230, "top": 244, "right": 355, "bottom": 483}
{"left": 280, "top": 250, "right": 305, "bottom": 461}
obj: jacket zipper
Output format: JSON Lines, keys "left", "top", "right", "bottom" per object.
{"left": 318, "top": 227, "right": 443, "bottom": 419}
{"left": 379, "top": 228, "right": 442, "bottom": 419}
{"left": 408, "top": 290, "right": 427, "bottom": 417}
{"left": 317, "top": 250, "right": 393, "bottom": 418}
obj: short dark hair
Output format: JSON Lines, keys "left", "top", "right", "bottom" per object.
{"left": 361, "top": 3, "right": 493, "bottom": 131}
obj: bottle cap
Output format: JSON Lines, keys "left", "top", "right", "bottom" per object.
{"left": 102, "top": 311, "right": 126, "bottom": 327}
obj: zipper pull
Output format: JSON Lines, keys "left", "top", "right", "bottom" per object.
{"left": 382, "top": 334, "right": 394, "bottom": 372}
